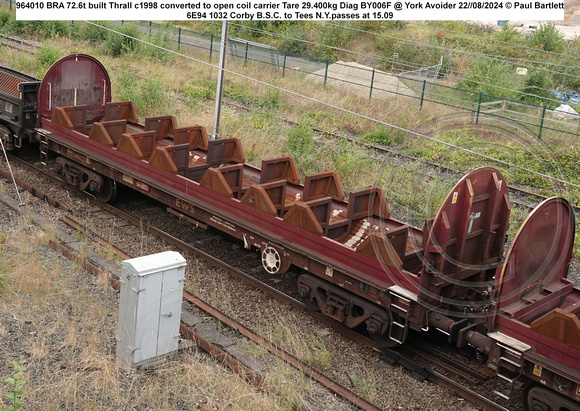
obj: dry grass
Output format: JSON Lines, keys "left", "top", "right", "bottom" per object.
{"left": 0, "top": 217, "right": 303, "bottom": 410}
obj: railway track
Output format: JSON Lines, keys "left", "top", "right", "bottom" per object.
{"left": 0, "top": 32, "right": 569, "bottom": 214}
{"left": 0, "top": 152, "right": 511, "bottom": 411}
{"left": 0, "top": 34, "right": 40, "bottom": 55}
{"left": 220, "top": 99, "right": 578, "bottom": 214}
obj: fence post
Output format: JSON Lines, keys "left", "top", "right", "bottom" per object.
{"left": 369, "top": 69, "right": 375, "bottom": 100}
{"left": 562, "top": 66, "right": 568, "bottom": 87}
{"left": 538, "top": 105, "right": 547, "bottom": 139}
{"left": 245, "top": 42, "right": 249, "bottom": 63}
{"left": 282, "top": 51, "right": 287, "bottom": 77}
{"left": 149, "top": 21, "right": 152, "bottom": 35}
{"left": 209, "top": 34, "right": 214, "bottom": 61}
{"left": 10, "top": 0, "right": 12, "bottom": 10}
{"left": 178, "top": 27, "right": 181, "bottom": 50}
{"left": 324, "top": 59, "right": 329, "bottom": 86}
{"left": 419, "top": 80, "right": 426, "bottom": 109}
{"left": 475, "top": 92, "right": 483, "bottom": 124}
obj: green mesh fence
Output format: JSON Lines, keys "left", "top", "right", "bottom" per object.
{"left": 1, "top": 10, "right": 578, "bottom": 141}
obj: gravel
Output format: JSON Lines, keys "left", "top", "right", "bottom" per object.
{"left": 307, "top": 61, "right": 416, "bottom": 100}
{"left": 0, "top": 155, "right": 490, "bottom": 410}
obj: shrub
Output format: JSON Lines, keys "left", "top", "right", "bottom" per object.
{"left": 144, "top": 23, "right": 175, "bottom": 61}
{"left": 529, "top": 23, "right": 565, "bottom": 52}
{"left": 2, "top": 356, "right": 26, "bottom": 411}
{"left": 10, "top": 20, "right": 71, "bottom": 39}
{"left": 0, "top": 7, "right": 13, "bottom": 28}
{"left": 78, "top": 21, "right": 111, "bottom": 43}
{"left": 494, "top": 24, "right": 522, "bottom": 43}
{"left": 520, "top": 69, "right": 551, "bottom": 106}
{"left": 315, "top": 23, "right": 356, "bottom": 60}
{"left": 460, "top": 57, "right": 519, "bottom": 101}
{"left": 257, "top": 88, "right": 280, "bottom": 109}
{"left": 224, "top": 82, "right": 255, "bottom": 105}
{"left": 35, "top": 45, "right": 62, "bottom": 76}
{"left": 105, "top": 24, "right": 141, "bottom": 57}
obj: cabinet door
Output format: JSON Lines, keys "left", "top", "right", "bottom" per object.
{"left": 133, "top": 272, "right": 163, "bottom": 365}
{"left": 157, "top": 269, "right": 184, "bottom": 354}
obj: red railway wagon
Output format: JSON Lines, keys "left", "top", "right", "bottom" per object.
{"left": 26, "top": 54, "right": 580, "bottom": 410}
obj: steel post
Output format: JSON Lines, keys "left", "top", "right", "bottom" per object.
{"left": 419, "top": 80, "right": 426, "bottom": 109}
{"left": 324, "top": 59, "right": 329, "bottom": 86}
{"left": 369, "top": 69, "right": 375, "bottom": 100}
{"left": 538, "top": 105, "right": 547, "bottom": 139}
{"left": 178, "top": 27, "right": 181, "bottom": 50}
{"left": 212, "top": 21, "right": 228, "bottom": 139}
{"left": 282, "top": 51, "right": 287, "bottom": 77}
{"left": 475, "top": 92, "right": 483, "bottom": 124}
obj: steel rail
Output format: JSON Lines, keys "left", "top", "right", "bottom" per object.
{"left": 1, "top": 155, "right": 509, "bottom": 411}
{"left": 0, "top": 34, "right": 39, "bottom": 55}
{"left": 58, "top": 212, "right": 383, "bottom": 411}
{"left": 46, "top": 238, "right": 268, "bottom": 393}
{"left": 220, "top": 99, "right": 579, "bottom": 213}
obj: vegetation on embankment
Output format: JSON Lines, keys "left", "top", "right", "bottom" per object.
{"left": 0, "top": 9, "right": 579, "bottom": 244}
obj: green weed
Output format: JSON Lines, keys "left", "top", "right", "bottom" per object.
{"left": 115, "top": 70, "right": 170, "bottom": 117}
{"left": 362, "top": 125, "right": 404, "bottom": 147}
{"left": 35, "top": 45, "right": 63, "bottom": 77}
{"left": 182, "top": 78, "right": 215, "bottom": 108}
{"left": 144, "top": 22, "right": 175, "bottom": 62}
{"left": 2, "top": 356, "right": 26, "bottom": 411}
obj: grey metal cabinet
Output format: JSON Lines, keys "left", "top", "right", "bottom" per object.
{"left": 116, "top": 251, "right": 186, "bottom": 368}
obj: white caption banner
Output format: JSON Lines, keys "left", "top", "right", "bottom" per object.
{"left": 16, "top": 0, "right": 565, "bottom": 21}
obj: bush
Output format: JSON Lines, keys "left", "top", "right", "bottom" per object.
{"left": 0, "top": 7, "right": 13, "bottom": 28}
{"left": 35, "top": 45, "right": 63, "bottom": 76}
{"left": 529, "top": 23, "right": 565, "bottom": 52}
{"left": 224, "top": 82, "right": 255, "bottom": 105}
{"left": 105, "top": 24, "right": 141, "bottom": 57}
{"left": 144, "top": 23, "right": 175, "bottom": 61}
{"left": 494, "top": 24, "right": 522, "bottom": 43}
{"left": 7, "top": 20, "right": 70, "bottom": 39}
{"left": 520, "top": 69, "right": 551, "bottom": 106}
{"left": 460, "top": 57, "right": 519, "bottom": 100}
{"left": 78, "top": 21, "right": 111, "bottom": 43}
{"left": 315, "top": 23, "right": 356, "bottom": 60}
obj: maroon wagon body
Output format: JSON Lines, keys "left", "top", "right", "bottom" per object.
{"left": 34, "top": 54, "right": 580, "bottom": 407}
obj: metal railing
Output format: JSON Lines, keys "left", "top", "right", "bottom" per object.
{"left": 1, "top": 10, "right": 578, "bottom": 141}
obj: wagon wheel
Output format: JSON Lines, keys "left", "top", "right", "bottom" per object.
{"left": 261, "top": 245, "right": 291, "bottom": 275}
{"left": 368, "top": 316, "right": 402, "bottom": 349}
{"left": 0, "top": 125, "right": 13, "bottom": 151}
{"left": 369, "top": 331, "right": 401, "bottom": 349}
{"left": 95, "top": 177, "right": 117, "bottom": 203}
{"left": 298, "top": 285, "right": 321, "bottom": 312}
